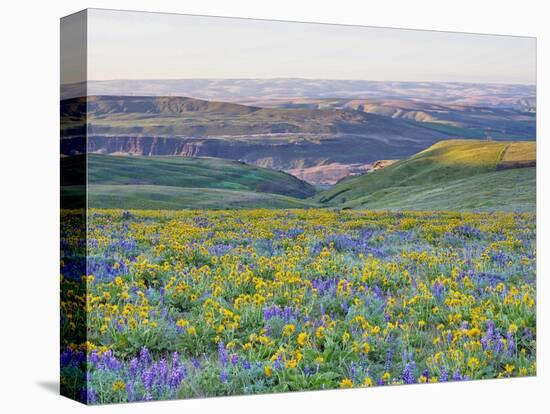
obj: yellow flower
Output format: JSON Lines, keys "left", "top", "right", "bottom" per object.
{"left": 283, "top": 324, "right": 296, "bottom": 337}
{"left": 363, "top": 377, "right": 373, "bottom": 387}
{"left": 297, "top": 332, "right": 308, "bottom": 346}
{"left": 508, "top": 323, "right": 518, "bottom": 334}
{"left": 264, "top": 365, "right": 272, "bottom": 377}
{"left": 467, "top": 328, "right": 481, "bottom": 338}
{"left": 342, "top": 332, "right": 351, "bottom": 343}
{"left": 504, "top": 364, "right": 515, "bottom": 375}
{"left": 112, "top": 380, "right": 126, "bottom": 392}
{"left": 361, "top": 342, "right": 371, "bottom": 354}
{"left": 176, "top": 319, "right": 189, "bottom": 328}
{"left": 339, "top": 378, "right": 354, "bottom": 388}
{"left": 314, "top": 356, "right": 324, "bottom": 365}
{"left": 316, "top": 326, "right": 326, "bottom": 340}
{"left": 188, "top": 326, "right": 197, "bottom": 336}
{"left": 467, "top": 357, "right": 480, "bottom": 370}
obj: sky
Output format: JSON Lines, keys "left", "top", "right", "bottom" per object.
{"left": 86, "top": 8, "right": 536, "bottom": 85}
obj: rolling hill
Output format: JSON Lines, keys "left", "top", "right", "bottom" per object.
{"left": 240, "top": 98, "right": 535, "bottom": 140}
{"left": 61, "top": 154, "right": 317, "bottom": 209}
{"left": 85, "top": 154, "right": 316, "bottom": 198}
{"left": 316, "top": 140, "right": 536, "bottom": 211}
{"left": 60, "top": 95, "right": 458, "bottom": 182}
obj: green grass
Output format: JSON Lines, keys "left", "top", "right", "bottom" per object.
{"left": 84, "top": 185, "right": 317, "bottom": 210}
{"left": 61, "top": 154, "right": 318, "bottom": 209}
{"left": 62, "top": 140, "right": 536, "bottom": 211}
{"left": 85, "top": 154, "right": 316, "bottom": 199}
{"left": 337, "top": 167, "right": 535, "bottom": 211}
{"left": 316, "top": 139, "right": 536, "bottom": 211}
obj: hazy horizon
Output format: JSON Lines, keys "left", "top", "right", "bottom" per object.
{"left": 86, "top": 9, "right": 536, "bottom": 85}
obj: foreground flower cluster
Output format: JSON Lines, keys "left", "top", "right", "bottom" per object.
{"left": 60, "top": 209, "right": 536, "bottom": 404}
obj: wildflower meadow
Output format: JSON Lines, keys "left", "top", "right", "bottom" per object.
{"left": 60, "top": 209, "right": 536, "bottom": 403}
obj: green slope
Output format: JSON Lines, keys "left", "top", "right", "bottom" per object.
{"left": 84, "top": 154, "right": 316, "bottom": 199}
{"left": 334, "top": 168, "right": 535, "bottom": 212}
{"left": 316, "top": 140, "right": 536, "bottom": 211}
{"left": 61, "top": 154, "right": 318, "bottom": 209}
{"left": 81, "top": 185, "right": 316, "bottom": 210}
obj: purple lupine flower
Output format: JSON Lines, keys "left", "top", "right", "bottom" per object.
{"left": 495, "top": 338, "right": 505, "bottom": 354}
{"left": 218, "top": 342, "right": 229, "bottom": 366}
{"left": 102, "top": 350, "right": 122, "bottom": 370}
{"left": 142, "top": 368, "right": 154, "bottom": 391}
{"left": 402, "top": 362, "right": 416, "bottom": 384}
{"left": 263, "top": 305, "right": 286, "bottom": 321}
{"left": 231, "top": 354, "right": 239, "bottom": 366}
{"left": 140, "top": 347, "right": 151, "bottom": 368}
{"left": 274, "top": 354, "right": 283, "bottom": 370}
{"left": 144, "top": 393, "right": 153, "bottom": 401}
{"left": 191, "top": 357, "right": 201, "bottom": 370}
{"left": 169, "top": 367, "right": 185, "bottom": 391}
{"left": 384, "top": 348, "right": 394, "bottom": 371}
{"left": 452, "top": 370, "right": 463, "bottom": 381}
{"left": 439, "top": 366, "right": 449, "bottom": 382}
{"left": 129, "top": 357, "right": 139, "bottom": 379}
{"left": 486, "top": 320, "right": 495, "bottom": 339}
{"left": 431, "top": 281, "right": 444, "bottom": 301}
{"left": 158, "top": 359, "right": 169, "bottom": 386}
{"left": 341, "top": 300, "right": 349, "bottom": 314}
{"left": 172, "top": 352, "right": 179, "bottom": 369}
{"left": 350, "top": 362, "right": 358, "bottom": 382}
{"left": 507, "top": 332, "right": 515, "bottom": 356}
{"left": 89, "top": 350, "right": 99, "bottom": 366}
{"left": 284, "top": 306, "right": 292, "bottom": 322}
{"left": 126, "top": 382, "right": 135, "bottom": 402}
{"left": 220, "top": 370, "right": 229, "bottom": 384}
{"left": 242, "top": 359, "right": 251, "bottom": 370}
{"left": 86, "top": 388, "right": 97, "bottom": 404}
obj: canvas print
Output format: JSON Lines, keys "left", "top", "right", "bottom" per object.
{"left": 60, "top": 9, "right": 536, "bottom": 404}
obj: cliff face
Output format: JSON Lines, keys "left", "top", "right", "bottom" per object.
{"left": 87, "top": 136, "right": 204, "bottom": 157}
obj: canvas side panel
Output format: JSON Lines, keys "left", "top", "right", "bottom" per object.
{"left": 60, "top": 9, "right": 88, "bottom": 404}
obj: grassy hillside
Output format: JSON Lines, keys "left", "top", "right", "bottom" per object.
{"left": 83, "top": 185, "right": 316, "bottom": 210}
{"left": 83, "top": 154, "right": 316, "bottom": 199}
{"left": 316, "top": 140, "right": 536, "bottom": 211}
{"left": 62, "top": 96, "right": 453, "bottom": 138}
{"left": 60, "top": 154, "right": 318, "bottom": 209}
{"left": 333, "top": 168, "right": 535, "bottom": 212}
